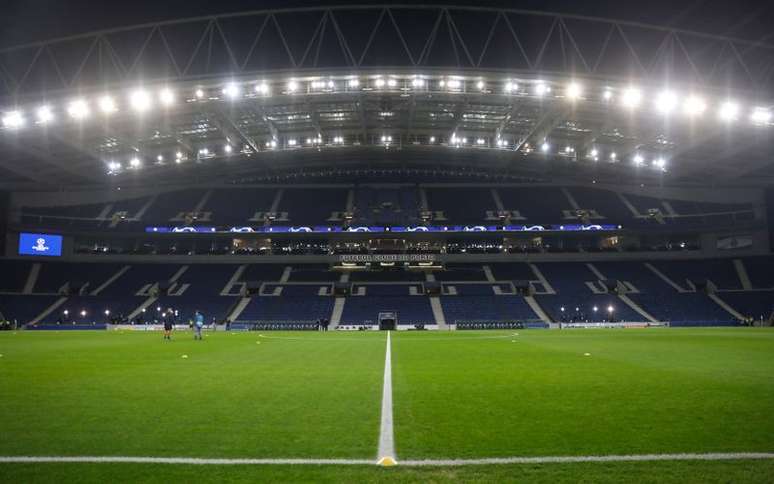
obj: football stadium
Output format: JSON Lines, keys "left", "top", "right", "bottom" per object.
{"left": 1, "top": 2, "right": 774, "bottom": 482}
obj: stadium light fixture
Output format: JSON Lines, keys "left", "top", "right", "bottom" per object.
{"left": 108, "top": 161, "right": 122, "bottom": 171}
{"left": 633, "top": 154, "right": 644, "bottom": 165}
{"left": 347, "top": 78, "right": 360, "bottom": 88}
{"left": 36, "top": 106, "right": 54, "bottom": 124}
{"left": 98, "top": 95, "right": 117, "bottom": 115}
{"left": 476, "top": 138, "right": 485, "bottom": 145}
{"left": 446, "top": 79, "right": 461, "bottom": 89}
{"left": 129, "top": 156, "right": 141, "bottom": 168}
{"left": 80, "top": 310, "right": 87, "bottom": 317}
{"left": 255, "top": 83, "right": 270, "bottom": 95}
{"left": 287, "top": 139, "right": 297, "bottom": 147}
{"left": 505, "top": 81, "right": 519, "bottom": 92}
{"left": 105, "top": 309, "right": 110, "bottom": 316}
{"left": 224, "top": 144, "right": 233, "bottom": 153}
{"left": 387, "top": 78, "right": 398, "bottom": 87}
{"left": 159, "top": 88, "right": 175, "bottom": 106}
{"left": 129, "top": 89, "right": 152, "bottom": 112}
{"left": 222, "top": 83, "right": 241, "bottom": 99}
{"left": 286, "top": 80, "right": 298, "bottom": 93}
{"left": 621, "top": 87, "right": 642, "bottom": 108}
{"left": 429, "top": 136, "right": 436, "bottom": 143}
{"left": 310, "top": 80, "right": 326, "bottom": 89}
{"left": 2, "top": 110, "right": 24, "bottom": 128}
{"left": 156, "top": 154, "right": 164, "bottom": 162}
{"left": 175, "top": 151, "right": 183, "bottom": 162}
{"left": 67, "top": 99, "right": 90, "bottom": 119}
{"left": 195, "top": 88, "right": 205, "bottom": 99}
{"left": 476, "top": 80, "right": 485, "bottom": 90}
{"left": 540, "top": 142, "right": 550, "bottom": 152}
{"left": 333, "top": 136, "right": 344, "bottom": 144}
{"left": 751, "top": 107, "right": 772, "bottom": 125}
{"left": 602, "top": 89, "right": 613, "bottom": 101}
{"left": 374, "top": 78, "right": 386, "bottom": 88}
{"left": 534, "top": 82, "right": 550, "bottom": 96}
{"left": 565, "top": 82, "right": 582, "bottom": 100}
{"left": 589, "top": 148, "right": 599, "bottom": 158}
{"left": 655, "top": 90, "right": 678, "bottom": 115}
{"left": 718, "top": 101, "right": 740, "bottom": 122}
{"left": 653, "top": 157, "right": 666, "bottom": 170}
{"left": 683, "top": 95, "right": 706, "bottom": 116}
{"left": 610, "top": 152, "right": 617, "bottom": 161}
{"left": 607, "top": 305, "right": 614, "bottom": 313}
{"left": 411, "top": 78, "right": 425, "bottom": 88}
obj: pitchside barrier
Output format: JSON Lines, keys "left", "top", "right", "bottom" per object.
{"left": 454, "top": 320, "right": 548, "bottom": 330}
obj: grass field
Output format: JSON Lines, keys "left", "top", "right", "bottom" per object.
{"left": 1, "top": 328, "right": 773, "bottom": 482}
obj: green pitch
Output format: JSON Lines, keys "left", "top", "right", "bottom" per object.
{"left": 1, "top": 328, "right": 773, "bottom": 483}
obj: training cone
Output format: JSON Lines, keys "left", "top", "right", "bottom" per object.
{"left": 377, "top": 456, "right": 397, "bottom": 467}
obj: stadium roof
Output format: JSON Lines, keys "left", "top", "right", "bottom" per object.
{"left": 0, "top": 4, "right": 773, "bottom": 190}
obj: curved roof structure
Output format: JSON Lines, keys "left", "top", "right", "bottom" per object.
{"left": 0, "top": 5, "right": 772, "bottom": 189}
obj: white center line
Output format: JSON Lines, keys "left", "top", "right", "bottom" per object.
{"left": 376, "top": 330, "right": 396, "bottom": 466}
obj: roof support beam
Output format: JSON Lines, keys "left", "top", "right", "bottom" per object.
{"left": 207, "top": 107, "right": 261, "bottom": 154}
{"left": 514, "top": 104, "right": 570, "bottom": 152}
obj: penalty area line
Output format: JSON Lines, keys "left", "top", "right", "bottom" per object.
{"left": 0, "top": 453, "right": 772, "bottom": 466}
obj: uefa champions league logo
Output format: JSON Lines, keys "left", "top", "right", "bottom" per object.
{"left": 32, "top": 237, "right": 50, "bottom": 252}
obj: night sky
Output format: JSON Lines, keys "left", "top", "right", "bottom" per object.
{"left": 1, "top": 0, "right": 773, "bottom": 49}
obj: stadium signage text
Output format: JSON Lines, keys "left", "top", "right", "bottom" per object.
{"left": 338, "top": 254, "right": 437, "bottom": 262}
{"left": 146, "top": 224, "right": 622, "bottom": 234}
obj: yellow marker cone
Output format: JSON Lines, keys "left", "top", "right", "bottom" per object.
{"left": 377, "top": 456, "right": 397, "bottom": 466}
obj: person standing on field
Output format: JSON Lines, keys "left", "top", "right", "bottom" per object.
{"left": 194, "top": 310, "right": 205, "bottom": 340}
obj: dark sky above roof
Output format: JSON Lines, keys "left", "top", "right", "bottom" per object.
{"left": 1, "top": 0, "right": 773, "bottom": 49}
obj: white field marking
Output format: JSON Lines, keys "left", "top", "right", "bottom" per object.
{"left": 377, "top": 331, "right": 395, "bottom": 462}
{"left": 256, "top": 335, "right": 384, "bottom": 342}
{"left": 0, "top": 453, "right": 772, "bottom": 466}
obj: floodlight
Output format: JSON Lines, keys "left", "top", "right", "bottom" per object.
{"left": 36, "top": 106, "right": 54, "bottom": 124}
{"left": 347, "top": 79, "right": 360, "bottom": 88}
{"left": 429, "top": 136, "right": 436, "bottom": 143}
{"left": 129, "top": 89, "right": 152, "bottom": 112}
{"left": 287, "top": 139, "right": 297, "bottom": 146}
{"left": 2, "top": 110, "right": 24, "bottom": 128}
{"left": 374, "top": 78, "right": 385, "bottom": 88}
{"left": 751, "top": 107, "right": 772, "bottom": 124}
{"left": 535, "top": 82, "right": 549, "bottom": 96}
{"left": 159, "top": 88, "right": 175, "bottom": 106}
{"left": 255, "top": 83, "right": 270, "bottom": 95}
{"left": 566, "top": 82, "right": 582, "bottom": 100}
{"left": 540, "top": 142, "right": 550, "bottom": 152}
{"left": 129, "top": 157, "right": 141, "bottom": 167}
{"left": 387, "top": 79, "right": 398, "bottom": 87}
{"left": 653, "top": 157, "right": 666, "bottom": 170}
{"left": 633, "top": 154, "right": 644, "bottom": 164}
{"left": 610, "top": 152, "right": 617, "bottom": 161}
{"left": 195, "top": 88, "right": 205, "bottom": 99}
{"left": 476, "top": 80, "right": 485, "bottom": 90}
{"left": 412, "top": 78, "right": 425, "bottom": 88}
{"left": 718, "top": 101, "right": 740, "bottom": 122}
{"left": 683, "top": 95, "right": 706, "bottom": 116}
{"left": 222, "top": 83, "right": 241, "bottom": 99}
{"left": 67, "top": 100, "right": 90, "bottom": 119}
{"left": 156, "top": 154, "right": 164, "bottom": 162}
{"left": 589, "top": 148, "right": 599, "bottom": 157}
{"left": 621, "top": 87, "right": 642, "bottom": 108}
{"left": 98, "top": 96, "right": 117, "bottom": 114}
{"left": 655, "top": 91, "right": 678, "bottom": 114}
{"left": 476, "top": 138, "right": 485, "bottom": 145}
{"left": 602, "top": 89, "right": 613, "bottom": 101}
{"left": 505, "top": 81, "right": 518, "bottom": 92}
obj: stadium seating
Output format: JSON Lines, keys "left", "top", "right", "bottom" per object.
{"left": 1, "top": 258, "right": 771, "bottom": 327}
{"left": 17, "top": 184, "right": 758, "bottom": 231}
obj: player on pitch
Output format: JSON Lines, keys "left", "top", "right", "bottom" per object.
{"left": 193, "top": 310, "right": 204, "bottom": 340}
